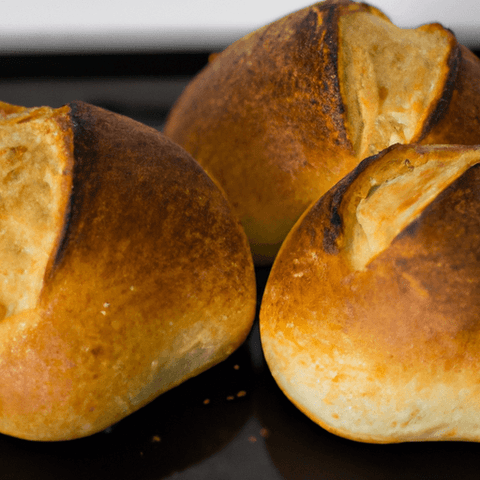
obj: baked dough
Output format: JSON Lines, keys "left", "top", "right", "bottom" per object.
{"left": 164, "top": 0, "right": 480, "bottom": 264}
{"left": 0, "top": 100, "right": 256, "bottom": 441}
{"left": 260, "top": 143, "right": 480, "bottom": 443}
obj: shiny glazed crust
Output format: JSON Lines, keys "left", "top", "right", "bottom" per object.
{"left": 260, "top": 144, "right": 480, "bottom": 443}
{"left": 0, "top": 101, "right": 256, "bottom": 441}
{"left": 164, "top": 0, "right": 480, "bottom": 265}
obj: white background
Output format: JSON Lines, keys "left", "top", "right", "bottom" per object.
{"left": 0, "top": 0, "right": 478, "bottom": 53}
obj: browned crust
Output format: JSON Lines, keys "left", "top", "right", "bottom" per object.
{"left": 421, "top": 45, "right": 480, "bottom": 145}
{"left": 0, "top": 101, "right": 27, "bottom": 117}
{"left": 318, "top": 146, "right": 394, "bottom": 254}
{"left": 164, "top": 1, "right": 384, "bottom": 263}
{"left": 42, "top": 106, "right": 76, "bottom": 281}
{"left": 417, "top": 41, "right": 460, "bottom": 140}
{"left": 261, "top": 144, "right": 480, "bottom": 443}
{"left": 0, "top": 101, "right": 256, "bottom": 441}
{"left": 164, "top": 0, "right": 480, "bottom": 266}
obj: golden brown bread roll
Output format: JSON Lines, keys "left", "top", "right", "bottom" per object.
{"left": 0, "top": 100, "right": 256, "bottom": 441}
{"left": 163, "top": 0, "right": 480, "bottom": 265}
{"left": 260, "top": 143, "right": 480, "bottom": 443}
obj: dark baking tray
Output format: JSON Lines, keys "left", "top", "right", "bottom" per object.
{"left": 1, "top": 51, "right": 480, "bottom": 480}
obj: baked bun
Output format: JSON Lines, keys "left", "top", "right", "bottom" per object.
{"left": 260, "top": 143, "right": 480, "bottom": 443}
{"left": 0, "top": 100, "right": 256, "bottom": 441}
{"left": 164, "top": 0, "right": 480, "bottom": 264}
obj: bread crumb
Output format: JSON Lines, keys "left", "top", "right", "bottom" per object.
{"left": 226, "top": 395, "right": 235, "bottom": 401}
{"left": 260, "top": 428, "right": 269, "bottom": 438}
{"left": 100, "top": 310, "right": 107, "bottom": 315}
{"left": 103, "top": 302, "right": 110, "bottom": 308}
{"left": 203, "top": 398, "right": 210, "bottom": 405}
{"left": 248, "top": 436, "right": 257, "bottom": 443}
{"left": 151, "top": 435, "right": 161, "bottom": 443}
{"left": 237, "top": 390, "right": 246, "bottom": 398}
{"left": 233, "top": 364, "right": 240, "bottom": 370}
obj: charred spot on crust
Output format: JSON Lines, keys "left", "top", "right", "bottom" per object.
{"left": 319, "top": 150, "right": 384, "bottom": 256}
{"left": 393, "top": 216, "right": 421, "bottom": 241}
{"left": 298, "top": 8, "right": 323, "bottom": 47}
{"left": 53, "top": 101, "right": 103, "bottom": 269}
{"left": 419, "top": 43, "right": 461, "bottom": 139}
{"left": 340, "top": 144, "right": 480, "bottom": 271}
{"left": 319, "top": 3, "right": 351, "bottom": 149}
{"left": 321, "top": 180, "right": 350, "bottom": 255}
{"left": 322, "top": 220, "right": 341, "bottom": 255}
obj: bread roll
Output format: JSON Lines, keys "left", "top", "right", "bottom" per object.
{"left": 260, "top": 143, "right": 480, "bottom": 443}
{"left": 0, "top": 100, "right": 256, "bottom": 441}
{"left": 164, "top": 0, "right": 480, "bottom": 264}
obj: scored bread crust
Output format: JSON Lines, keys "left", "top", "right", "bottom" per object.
{"left": 163, "top": 0, "right": 480, "bottom": 265}
{"left": 420, "top": 45, "right": 480, "bottom": 146}
{"left": 260, "top": 143, "right": 480, "bottom": 443}
{"left": 0, "top": 101, "right": 256, "bottom": 441}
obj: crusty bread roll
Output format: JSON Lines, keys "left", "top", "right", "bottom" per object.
{"left": 260, "top": 143, "right": 480, "bottom": 443}
{"left": 0, "top": 100, "right": 256, "bottom": 441}
{"left": 164, "top": 0, "right": 480, "bottom": 265}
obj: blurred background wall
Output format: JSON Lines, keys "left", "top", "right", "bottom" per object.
{"left": 1, "top": 0, "right": 479, "bottom": 53}
{"left": 1, "top": 0, "right": 479, "bottom": 127}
